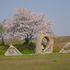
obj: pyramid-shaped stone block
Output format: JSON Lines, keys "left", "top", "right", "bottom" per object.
{"left": 4, "top": 44, "right": 22, "bottom": 56}
{"left": 59, "top": 43, "right": 70, "bottom": 53}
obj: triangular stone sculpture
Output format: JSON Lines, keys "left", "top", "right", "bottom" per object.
{"left": 59, "top": 43, "right": 70, "bottom": 53}
{"left": 4, "top": 44, "right": 22, "bottom": 56}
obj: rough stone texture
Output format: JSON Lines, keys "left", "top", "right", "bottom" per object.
{"left": 35, "top": 32, "right": 54, "bottom": 54}
{"left": 59, "top": 43, "right": 70, "bottom": 53}
{"left": 4, "top": 44, "right": 22, "bottom": 56}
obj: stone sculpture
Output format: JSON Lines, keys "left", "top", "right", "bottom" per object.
{"left": 4, "top": 44, "right": 22, "bottom": 56}
{"left": 59, "top": 43, "right": 70, "bottom": 53}
{"left": 35, "top": 32, "right": 54, "bottom": 54}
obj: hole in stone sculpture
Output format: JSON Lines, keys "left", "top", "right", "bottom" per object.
{"left": 41, "top": 36, "right": 49, "bottom": 50}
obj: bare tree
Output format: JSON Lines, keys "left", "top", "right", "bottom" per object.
{"left": 3, "top": 8, "right": 52, "bottom": 43}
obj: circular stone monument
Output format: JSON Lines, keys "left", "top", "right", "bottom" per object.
{"left": 35, "top": 32, "right": 54, "bottom": 54}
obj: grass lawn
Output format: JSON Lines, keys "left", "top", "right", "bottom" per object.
{"left": 0, "top": 36, "right": 70, "bottom": 70}
{"left": 0, "top": 53, "right": 70, "bottom": 70}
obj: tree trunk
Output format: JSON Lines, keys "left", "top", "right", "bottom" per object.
{"left": 1, "top": 33, "right": 5, "bottom": 45}
{"left": 25, "top": 34, "right": 30, "bottom": 44}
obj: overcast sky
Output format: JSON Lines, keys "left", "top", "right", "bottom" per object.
{"left": 0, "top": 0, "right": 70, "bottom": 36}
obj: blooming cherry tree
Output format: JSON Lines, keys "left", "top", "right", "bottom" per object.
{"left": 3, "top": 8, "right": 52, "bottom": 43}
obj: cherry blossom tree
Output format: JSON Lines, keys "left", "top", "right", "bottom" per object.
{"left": 3, "top": 8, "right": 52, "bottom": 43}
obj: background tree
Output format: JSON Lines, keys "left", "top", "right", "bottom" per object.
{"left": 3, "top": 8, "right": 52, "bottom": 44}
{"left": 0, "top": 23, "right": 5, "bottom": 45}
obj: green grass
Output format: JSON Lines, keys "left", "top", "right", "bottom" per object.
{"left": 0, "top": 36, "right": 70, "bottom": 70}
{"left": 23, "top": 49, "right": 34, "bottom": 54}
{"left": 0, "top": 45, "right": 8, "bottom": 55}
{"left": 0, "top": 54, "right": 70, "bottom": 70}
